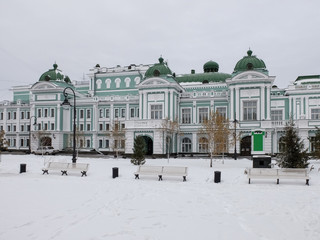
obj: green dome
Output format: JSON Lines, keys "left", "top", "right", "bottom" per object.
{"left": 203, "top": 60, "right": 219, "bottom": 72}
{"left": 233, "top": 50, "right": 268, "bottom": 75}
{"left": 144, "top": 57, "right": 173, "bottom": 78}
{"left": 39, "top": 63, "right": 71, "bottom": 83}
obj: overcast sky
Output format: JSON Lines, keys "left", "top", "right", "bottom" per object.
{"left": 1, "top": 0, "right": 320, "bottom": 100}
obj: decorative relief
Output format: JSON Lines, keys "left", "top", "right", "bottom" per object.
{"left": 240, "top": 89, "right": 259, "bottom": 97}
{"left": 271, "top": 100, "right": 285, "bottom": 107}
{"left": 148, "top": 93, "right": 164, "bottom": 101}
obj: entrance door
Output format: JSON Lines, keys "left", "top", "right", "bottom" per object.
{"left": 142, "top": 136, "right": 153, "bottom": 155}
{"left": 240, "top": 136, "right": 251, "bottom": 156}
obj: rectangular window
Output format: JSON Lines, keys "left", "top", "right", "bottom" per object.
{"left": 44, "top": 109, "right": 48, "bottom": 117}
{"left": 38, "top": 123, "right": 41, "bottom": 130}
{"left": 99, "top": 140, "right": 103, "bottom": 148}
{"left": 311, "top": 108, "right": 320, "bottom": 120}
{"left": 0, "top": 125, "right": 3, "bottom": 131}
{"left": 121, "top": 123, "right": 125, "bottom": 129}
{"left": 182, "top": 108, "right": 191, "bottom": 124}
{"left": 87, "top": 109, "right": 91, "bottom": 119}
{"left": 271, "top": 110, "right": 283, "bottom": 121}
{"left": 198, "top": 108, "right": 208, "bottom": 123}
{"left": 27, "top": 111, "right": 30, "bottom": 119}
{"left": 80, "top": 110, "right": 84, "bottom": 119}
{"left": 13, "top": 125, "right": 16, "bottom": 131}
{"left": 13, "top": 139, "right": 16, "bottom": 147}
{"left": 0, "top": 112, "right": 3, "bottom": 120}
{"left": 216, "top": 107, "right": 227, "bottom": 118}
{"left": 105, "top": 109, "right": 110, "bottom": 118}
{"left": 44, "top": 123, "right": 48, "bottom": 130}
{"left": 7, "top": 125, "right": 11, "bottom": 132}
{"left": 243, "top": 101, "right": 257, "bottom": 121}
{"left": 38, "top": 109, "right": 42, "bottom": 118}
{"left": 21, "top": 112, "right": 25, "bottom": 119}
{"left": 87, "top": 124, "right": 91, "bottom": 131}
{"left": 21, "top": 125, "right": 24, "bottom": 132}
{"left": 105, "top": 139, "right": 109, "bottom": 148}
{"left": 8, "top": 112, "right": 11, "bottom": 120}
{"left": 114, "top": 109, "right": 119, "bottom": 118}
{"left": 121, "top": 108, "right": 126, "bottom": 118}
{"left": 86, "top": 139, "right": 90, "bottom": 148}
{"left": 136, "top": 108, "right": 139, "bottom": 118}
{"left": 130, "top": 108, "right": 135, "bottom": 118}
{"left": 51, "top": 109, "right": 55, "bottom": 117}
{"left": 13, "top": 112, "right": 17, "bottom": 119}
{"left": 106, "top": 123, "right": 110, "bottom": 131}
{"left": 151, "top": 104, "right": 162, "bottom": 119}
{"left": 99, "top": 123, "right": 103, "bottom": 131}
{"left": 20, "top": 139, "right": 24, "bottom": 147}
{"left": 51, "top": 123, "right": 55, "bottom": 130}
{"left": 99, "top": 109, "right": 103, "bottom": 118}
{"left": 80, "top": 124, "right": 84, "bottom": 131}
{"left": 27, "top": 125, "right": 30, "bottom": 131}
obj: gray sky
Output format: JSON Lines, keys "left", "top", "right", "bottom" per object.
{"left": 1, "top": 0, "right": 320, "bottom": 100}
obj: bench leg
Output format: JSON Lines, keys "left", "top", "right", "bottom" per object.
{"left": 135, "top": 174, "right": 139, "bottom": 179}
{"left": 61, "top": 170, "right": 68, "bottom": 176}
{"left": 277, "top": 179, "right": 279, "bottom": 184}
{"left": 81, "top": 171, "right": 87, "bottom": 177}
{"left": 158, "top": 175, "right": 163, "bottom": 181}
{"left": 183, "top": 176, "right": 186, "bottom": 182}
{"left": 42, "top": 170, "right": 48, "bottom": 175}
{"left": 306, "top": 179, "right": 309, "bottom": 185}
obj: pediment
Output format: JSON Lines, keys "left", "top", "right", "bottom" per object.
{"left": 32, "top": 82, "right": 57, "bottom": 90}
{"left": 233, "top": 71, "right": 268, "bottom": 81}
{"left": 140, "top": 77, "right": 168, "bottom": 86}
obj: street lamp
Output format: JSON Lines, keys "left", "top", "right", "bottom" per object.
{"left": 61, "top": 87, "right": 77, "bottom": 163}
{"left": 29, "top": 116, "right": 37, "bottom": 154}
{"left": 233, "top": 116, "right": 238, "bottom": 160}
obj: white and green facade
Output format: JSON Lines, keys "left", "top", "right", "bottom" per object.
{"left": 1, "top": 50, "right": 320, "bottom": 156}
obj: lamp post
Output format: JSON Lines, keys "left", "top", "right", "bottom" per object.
{"left": 29, "top": 116, "right": 37, "bottom": 154}
{"left": 233, "top": 116, "right": 238, "bottom": 160}
{"left": 61, "top": 87, "right": 77, "bottom": 163}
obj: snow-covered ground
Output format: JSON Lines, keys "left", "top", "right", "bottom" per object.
{"left": 0, "top": 154, "right": 320, "bottom": 240}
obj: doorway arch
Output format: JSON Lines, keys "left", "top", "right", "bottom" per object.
{"left": 240, "top": 136, "right": 251, "bottom": 156}
{"left": 142, "top": 136, "right": 153, "bottom": 155}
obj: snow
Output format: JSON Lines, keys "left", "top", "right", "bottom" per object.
{"left": 1, "top": 154, "right": 320, "bottom": 240}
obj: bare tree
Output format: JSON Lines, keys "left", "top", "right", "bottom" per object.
{"left": 160, "top": 117, "right": 181, "bottom": 162}
{"left": 68, "top": 127, "right": 85, "bottom": 154}
{"left": 110, "top": 120, "right": 126, "bottom": 158}
{"left": 198, "top": 110, "right": 231, "bottom": 167}
{"left": 0, "top": 130, "right": 8, "bottom": 151}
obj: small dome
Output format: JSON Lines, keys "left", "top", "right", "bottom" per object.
{"left": 233, "top": 50, "right": 268, "bottom": 75}
{"left": 144, "top": 56, "right": 173, "bottom": 78}
{"left": 203, "top": 60, "right": 219, "bottom": 72}
{"left": 39, "top": 63, "right": 71, "bottom": 83}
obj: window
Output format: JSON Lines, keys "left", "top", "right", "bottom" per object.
{"left": 0, "top": 112, "right": 3, "bottom": 120}
{"left": 80, "top": 124, "right": 84, "bottom": 131}
{"left": 271, "top": 110, "right": 283, "bottom": 121}
{"left": 86, "top": 139, "right": 90, "bottom": 148}
{"left": 121, "top": 140, "right": 125, "bottom": 148}
{"left": 99, "top": 140, "right": 103, "bottom": 148}
{"left": 151, "top": 104, "right": 162, "bottom": 119}
{"left": 44, "top": 123, "right": 48, "bottom": 130}
{"left": 13, "top": 139, "right": 16, "bottom": 147}
{"left": 198, "top": 108, "right": 208, "bottom": 123}
{"left": 87, "top": 109, "right": 91, "bottom": 119}
{"left": 99, "top": 124, "right": 103, "bottom": 131}
{"left": 114, "top": 109, "right": 119, "bottom": 118}
{"left": 7, "top": 125, "right": 11, "bottom": 132}
{"left": 27, "top": 125, "right": 30, "bottom": 131}
{"left": 13, "top": 112, "right": 17, "bottom": 119}
{"left": 182, "top": 138, "right": 192, "bottom": 152}
{"left": 21, "top": 112, "right": 24, "bottom": 119}
{"left": 216, "top": 107, "right": 227, "bottom": 118}
{"left": 44, "top": 109, "right": 48, "bottom": 117}
{"left": 99, "top": 109, "right": 103, "bottom": 118}
{"left": 310, "top": 136, "right": 316, "bottom": 152}
{"left": 121, "top": 108, "right": 125, "bottom": 118}
{"left": 51, "top": 123, "right": 55, "bottom": 130}
{"left": 13, "top": 125, "right": 16, "bottom": 131}
{"left": 20, "top": 139, "right": 24, "bottom": 147}
{"left": 8, "top": 112, "right": 11, "bottom": 120}
{"left": 27, "top": 112, "right": 30, "bottom": 119}
{"left": 106, "top": 123, "right": 110, "bottom": 131}
{"left": 87, "top": 124, "right": 91, "bottom": 131}
{"left": 21, "top": 125, "right": 24, "bottom": 132}
{"left": 199, "top": 137, "right": 208, "bottom": 153}
{"left": 0, "top": 125, "right": 3, "bottom": 131}
{"left": 130, "top": 108, "right": 135, "bottom": 118}
{"left": 80, "top": 110, "right": 84, "bottom": 119}
{"left": 121, "top": 123, "right": 125, "bottom": 129}
{"left": 51, "top": 109, "right": 55, "bottom": 117}
{"left": 38, "top": 109, "right": 42, "bottom": 118}
{"left": 243, "top": 100, "right": 257, "bottom": 121}
{"left": 136, "top": 108, "right": 139, "bottom": 118}
{"left": 105, "top": 139, "right": 109, "bottom": 148}
{"left": 182, "top": 108, "right": 191, "bottom": 124}
{"left": 311, "top": 108, "right": 320, "bottom": 120}
{"left": 38, "top": 123, "right": 41, "bottom": 130}
{"left": 105, "top": 109, "right": 110, "bottom": 118}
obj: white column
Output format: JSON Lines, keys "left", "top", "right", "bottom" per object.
{"left": 143, "top": 92, "right": 147, "bottom": 119}
{"left": 139, "top": 91, "right": 143, "bottom": 119}
{"left": 235, "top": 87, "right": 240, "bottom": 120}
{"left": 192, "top": 132, "right": 197, "bottom": 153}
{"left": 165, "top": 90, "right": 169, "bottom": 119}
{"left": 230, "top": 87, "right": 234, "bottom": 120}
{"left": 266, "top": 86, "right": 271, "bottom": 120}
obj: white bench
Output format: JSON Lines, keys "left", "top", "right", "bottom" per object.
{"left": 42, "top": 162, "right": 89, "bottom": 177}
{"left": 247, "top": 168, "right": 309, "bottom": 185}
{"left": 134, "top": 165, "right": 188, "bottom": 181}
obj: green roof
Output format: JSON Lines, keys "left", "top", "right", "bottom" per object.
{"left": 39, "top": 63, "right": 71, "bottom": 83}
{"left": 295, "top": 75, "right": 320, "bottom": 84}
{"left": 144, "top": 57, "right": 173, "bottom": 78}
{"left": 177, "top": 72, "right": 231, "bottom": 83}
{"left": 203, "top": 60, "right": 219, "bottom": 72}
{"left": 233, "top": 50, "right": 268, "bottom": 76}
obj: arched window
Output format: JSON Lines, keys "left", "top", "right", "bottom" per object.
{"left": 134, "top": 77, "right": 141, "bottom": 85}
{"left": 199, "top": 137, "right": 208, "bottom": 153}
{"left": 115, "top": 78, "right": 121, "bottom": 88}
{"left": 125, "top": 77, "right": 131, "bottom": 87}
{"left": 105, "top": 79, "right": 111, "bottom": 89}
{"left": 96, "top": 79, "right": 102, "bottom": 89}
{"left": 182, "top": 138, "right": 192, "bottom": 153}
